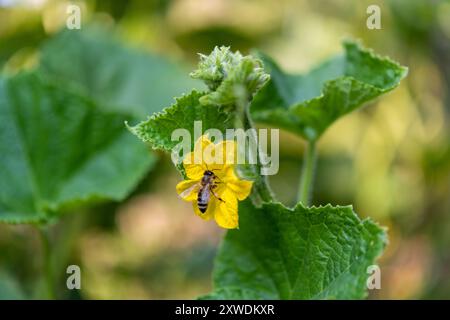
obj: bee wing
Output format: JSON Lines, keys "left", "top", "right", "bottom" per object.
{"left": 179, "top": 182, "right": 201, "bottom": 199}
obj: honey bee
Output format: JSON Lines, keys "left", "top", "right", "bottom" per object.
{"left": 180, "top": 170, "right": 225, "bottom": 213}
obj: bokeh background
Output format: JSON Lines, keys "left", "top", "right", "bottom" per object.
{"left": 0, "top": 0, "right": 449, "bottom": 299}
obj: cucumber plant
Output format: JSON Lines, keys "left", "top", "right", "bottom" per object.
{"left": 0, "top": 29, "right": 407, "bottom": 299}
{"left": 129, "top": 42, "right": 407, "bottom": 299}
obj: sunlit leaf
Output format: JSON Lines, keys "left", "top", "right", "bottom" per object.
{"left": 251, "top": 41, "right": 408, "bottom": 141}
{"left": 127, "top": 90, "right": 235, "bottom": 152}
{"left": 202, "top": 200, "right": 386, "bottom": 299}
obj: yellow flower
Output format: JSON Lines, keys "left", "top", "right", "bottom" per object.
{"left": 176, "top": 135, "right": 253, "bottom": 229}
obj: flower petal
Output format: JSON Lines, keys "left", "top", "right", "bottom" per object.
{"left": 176, "top": 180, "right": 199, "bottom": 202}
{"left": 212, "top": 139, "right": 236, "bottom": 168}
{"left": 222, "top": 166, "right": 253, "bottom": 200}
{"left": 193, "top": 198, "right": 216, "bottom": 221}
{"left": 183, "top": 135, "right": 212, "bottom": 179}
{"left": 214, "top": 188, "right": 239, "bottom": 229}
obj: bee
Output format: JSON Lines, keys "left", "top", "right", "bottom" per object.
{"left": 180, "top": 170, "right": 225, "bottom": 213}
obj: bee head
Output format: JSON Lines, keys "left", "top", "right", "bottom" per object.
{"left": 204, "top": 170, "right": 214, "bottom": 176}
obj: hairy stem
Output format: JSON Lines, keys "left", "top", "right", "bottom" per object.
{"left": 298, "top": 140, "right": 317, "bottom": 206}
{"left": 39, "top": 226, "right": 56, "bottom": 299}
{"left": 242, "top": 105, "right": 274, "bottom": 203}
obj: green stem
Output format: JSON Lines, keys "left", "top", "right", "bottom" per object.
{"left": 39, "top": 226, "right": 56, "bottom": 299}
{"left": 298, "top": 140, "right": 317, "bottom": 206}
{"left": 242, "top": 106, "right": 274, "bottom": 203}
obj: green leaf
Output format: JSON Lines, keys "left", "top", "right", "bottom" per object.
{"left": 250, "top": 41, "right": 408, "bottom": 141}
{"left": 39, "top": 28, "right": 201, "bottom": 118}
{"left": 203, "top": 200, "right": 386, "bottom": 299}
{"left": 127, "top": 90, "right": 235, "bottom": 152}
{"left": 0, "top": 72, "right": 155, "bottom": 224}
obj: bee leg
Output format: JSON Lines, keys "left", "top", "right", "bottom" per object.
{"left": 210, "top": 186, "right": 225, "bottom": 203}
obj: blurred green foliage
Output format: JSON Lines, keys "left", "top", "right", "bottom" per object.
{"left": 39, "top": 28, "right": 201, "bottom": 117}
